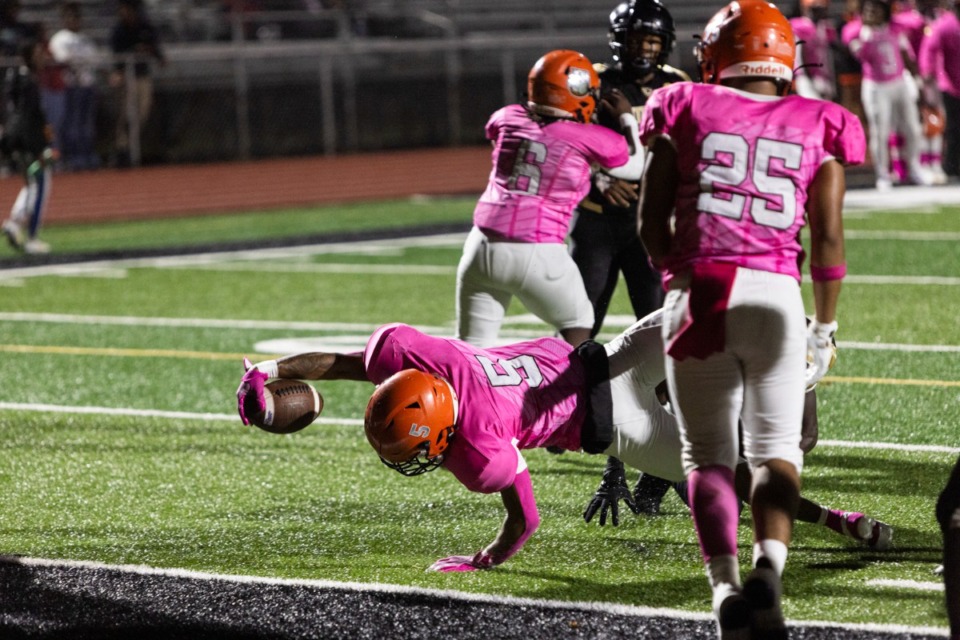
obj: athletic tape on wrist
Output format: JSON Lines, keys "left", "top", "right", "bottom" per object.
{"left": 256, "top": 359, "right": 279, "bottom": 379}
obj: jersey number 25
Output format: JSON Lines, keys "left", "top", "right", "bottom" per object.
{"left": 697, "top": 132, "right": 802, "bottom": 230}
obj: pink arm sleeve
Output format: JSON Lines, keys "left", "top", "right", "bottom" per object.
{"left": 481, "top": 469, "right": 541, "bottom": 566}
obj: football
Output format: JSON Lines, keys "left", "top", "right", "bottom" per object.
{"left": 251, "top": 379, "right": 323, "bottom": 434}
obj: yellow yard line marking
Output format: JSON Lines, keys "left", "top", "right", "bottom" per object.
{"left": 825, "top": 375, "right": 960, "bottom": 388}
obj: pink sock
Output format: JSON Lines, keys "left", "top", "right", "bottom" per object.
{"left": 688, "top": 465, "right": 740, "bottom": 562}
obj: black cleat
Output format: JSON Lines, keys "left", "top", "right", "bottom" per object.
{"left": 633, "top": 472, "right": 673, "bottom": 515}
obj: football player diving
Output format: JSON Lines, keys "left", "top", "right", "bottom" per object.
{"left": 237, "top": 310, "right": 891, "bottom": 573}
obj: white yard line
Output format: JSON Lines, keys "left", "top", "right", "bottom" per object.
{"left": 1, "top": 312, "right": 959, "bottom": 354}
{"left": 0, "top": 401, "right": 955, "bottom": 454}
{"left": 844, "top": 184, "right": 960, "bottom": 211}
{"left": 0, "top": 312, "right": 960, "bottom": 353}
{"left": 0, "top": 402, "right": 363, "bottom": 426}
{"left": 0, "top": 233, "right": 468, "bottom": 282}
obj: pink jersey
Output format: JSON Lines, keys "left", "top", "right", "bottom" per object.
{"left": 919, "top": 11, "right": 960, "bottom": 97}
{"left": 363, "top": 323, "right": 587, "bottom": 493}
{"left": 892, "top": 8, "right": 927, "bottom": 57}
{"left": 844, "top": 23, "right": 911, "bottom": 82}
{"left": 639, "top": 83, "right": 865, "bottom": 284}
{"left": 472, "top": 104, "right": 629, "bottom": 244}
{"left": 790, "top": 17, "right": 836, "bottom": 82}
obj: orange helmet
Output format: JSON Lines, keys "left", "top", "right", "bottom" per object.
{"left": 364, "top": 369, "right": 459, "bottom": 476}
{"left": 527, "top": 49, "right": 600, "bottom": 123}
{"left": 697, "top": 0, "right": 796, "bottom": 91}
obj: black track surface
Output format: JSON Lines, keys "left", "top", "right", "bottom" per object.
{"left": 0, "top": 557, "right": 946, "bottom": 640}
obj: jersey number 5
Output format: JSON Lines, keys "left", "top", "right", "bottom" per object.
{"left": 476, "top": 355, "right": 544, "bottom": 388}
{"left": 697, "top": 132, "right": 802, "bottom": 230}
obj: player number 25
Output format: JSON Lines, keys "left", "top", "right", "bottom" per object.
{"left": 697, "top": 132, "right": 802, "bottom": 230}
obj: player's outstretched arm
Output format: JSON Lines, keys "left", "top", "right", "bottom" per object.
{"left": 275, "top": 352, "right": 368, "bottom": 381}
{"left": 583, "top": 456, "right": 639, "bottom": 526}
{"left": 429, "top": 469, "right": 540, "bottom": 572}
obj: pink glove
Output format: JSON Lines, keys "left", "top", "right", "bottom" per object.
{"left": 428, "top": 551, "right": 495, "bottom": 573}
{"left": 237, "top": 357, "right": 269, "bottom": 425}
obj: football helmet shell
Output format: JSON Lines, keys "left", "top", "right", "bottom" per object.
{"left": 364, "top": 369, "right": 459, "bottom": 476}
{"left": 527, "top": 49, "right": 600, "bottom": 123}
{"left": 609, "top": 0, "right": 677, "bottom": 77}
{"left": 697, "top": 0, "right": 796, "bottom": 89}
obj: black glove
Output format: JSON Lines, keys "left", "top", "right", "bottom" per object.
{"left": 583, "top": 457, "right": 639, "bottom": 526}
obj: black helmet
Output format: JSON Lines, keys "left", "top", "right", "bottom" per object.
{"left": 608, "top": 0, "right": 676, "bottom": 77}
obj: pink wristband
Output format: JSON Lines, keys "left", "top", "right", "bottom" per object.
{"left": 810, "top": 263, "right": 846, "bottom": 282}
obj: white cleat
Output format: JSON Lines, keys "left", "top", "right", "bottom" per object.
{"left": 2, "top": 219, "right": 24, "bottom": 250}
{"left": 841, "top": 512, "right": 893, "bottom": 550}
{"left": 875, "top": 177, "right": 893, "bottom": 192}
{"left": 24, "top": 239, "right": 50, "bottom": 254}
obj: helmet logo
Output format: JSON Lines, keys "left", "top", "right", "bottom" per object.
{"left": 567, "top": 67, "right": 593, "bottom": 97}
{"left": 409, "top": 423, "right": 430, "bottom": 438}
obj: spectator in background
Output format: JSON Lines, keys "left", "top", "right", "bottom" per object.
{"left": 919, "top": 0, "right": 960, "bottom": 180}
{"left": 49, "top": 1, "right": 101, "bottom": 171}
{"left": 37, "top": 23, "right": 66, "bottom": 170}
{"left": 109, "top": 0, "right": 164, "bottom": 168}
{"left": 1, "top": 40, "right": 56, "bottom": 254}
{"left": 790, "top": 0, "right": 837, "bottom": 101}
{"left": 0, "top": 0, "right": 34, "bottom": 57}
{"left": 0, "top": 0, "right": 38, "bottom": 140}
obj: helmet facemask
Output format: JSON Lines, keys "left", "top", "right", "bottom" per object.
{"left": 610, "top": 0, "right": 676, "bottom": 78}
{"left": 364, "top": 369, "right": 459, "bottom": 477}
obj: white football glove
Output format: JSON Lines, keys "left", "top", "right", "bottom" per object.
{"left": 806, "top": 319, "right": 838, "bottom": 391}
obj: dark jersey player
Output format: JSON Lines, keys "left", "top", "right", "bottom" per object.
{"left": 570, "top": 0, "right": 689, "bottom": 341}
{"left": 567, "top": 0, "right": 689, "bottom": 514}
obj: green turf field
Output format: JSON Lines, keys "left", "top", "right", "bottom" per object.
{"left": 0, "top": 196, "right": 956, "bottom": 632}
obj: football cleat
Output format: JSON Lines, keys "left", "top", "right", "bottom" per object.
{"left": 714, "top": 585, "right": 751, "bottom": 640}
{"left": 841, "top": 512, "right": 893, "bottom": 551}
{"left": 743, "top": 564, "right": 787, "bottom": 640}
{"left": 24, "top": 239, "right": 50, "bottom": 254}
{"left": 634, "top": 472, "right": 673, "bottom": 515}
{"left": 2, "top": 219, "right": 24, "bottom": 251}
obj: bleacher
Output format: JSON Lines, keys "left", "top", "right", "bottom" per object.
{"left": 14, "top": 0, "right": 733, "bottom": 46}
